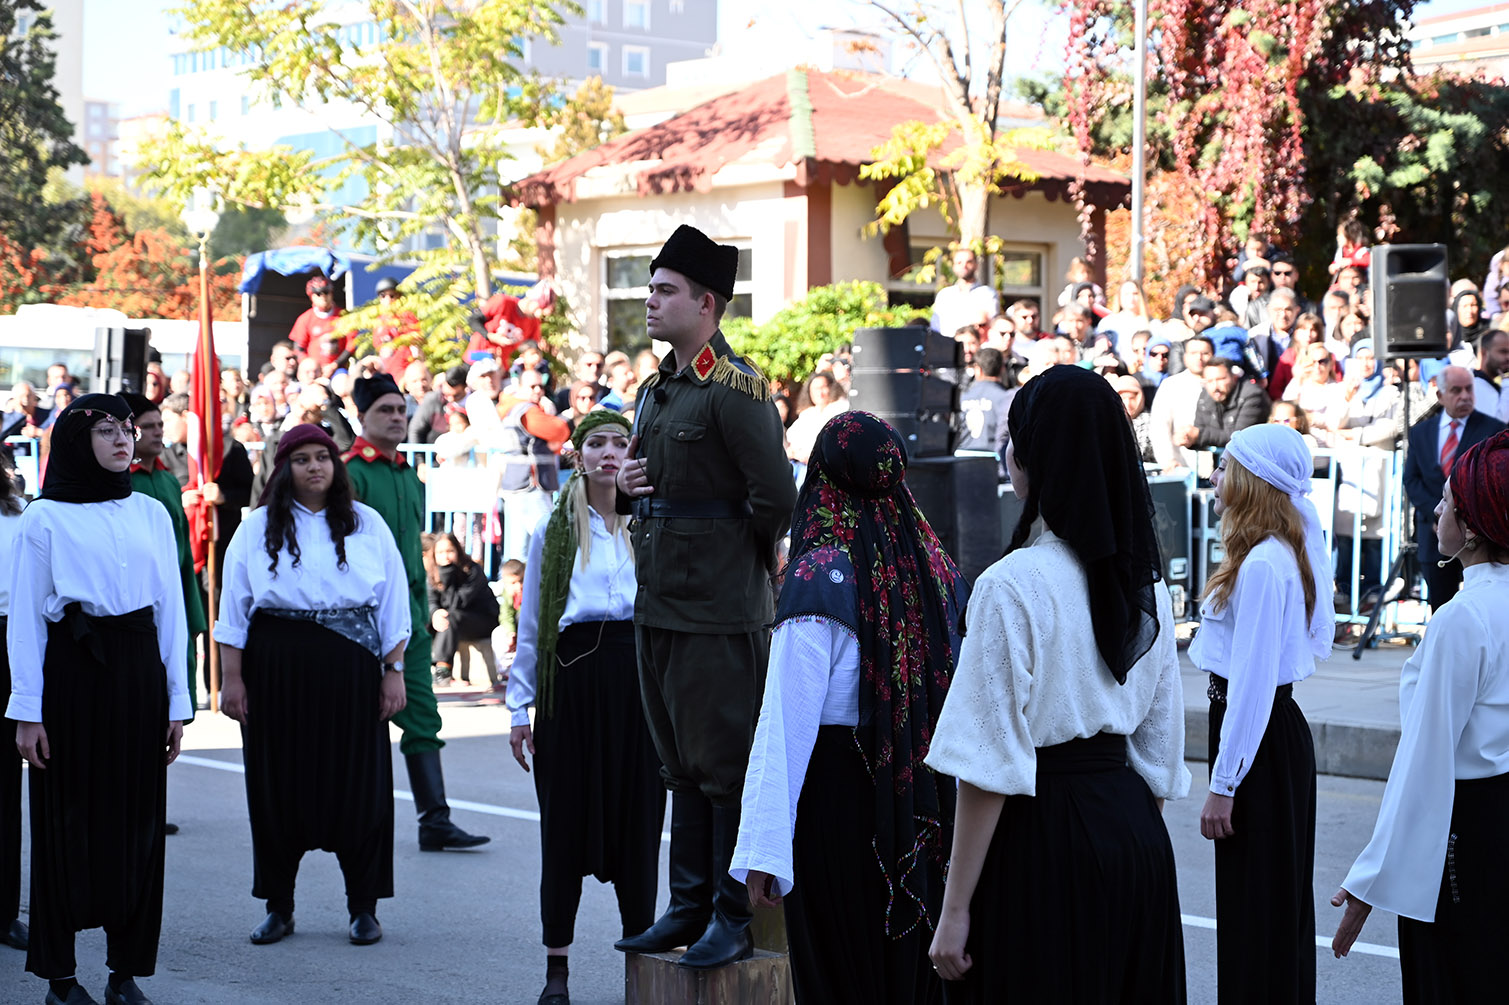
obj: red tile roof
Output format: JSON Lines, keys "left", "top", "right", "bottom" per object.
{"left": 513, "top": 68, "right": 1128, "bottom": 209}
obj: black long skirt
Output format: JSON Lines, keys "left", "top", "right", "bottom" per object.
{"left": 0, "top": 615, "right": 21, "bottom": 925}
{"left": 27, "top": 608, "right": 168, "bottom": 980}
{"left": 1397, "top": 771, "right": 1509, "bottom": 1004}
{"left": 784, "top": 726, "right": 943, "bottom": 1005}
{"left": 532, "top": 621, "right": 663, "bottom": 947}
{"left": 241, "top": 613, "right": 393, "bottom": 905}
{"left": 944, "top": 733, "right": 1186, "bottom": 1005}
{"left": 1208, "top": 686, "right": 1317, "bottom": 1005}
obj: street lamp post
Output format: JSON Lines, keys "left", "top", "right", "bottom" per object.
{"left": 1130, "top": 0, "right": 1149, "bottom": 285}
{"left": 180, "top": 188, "right": 222, "bottom": 711}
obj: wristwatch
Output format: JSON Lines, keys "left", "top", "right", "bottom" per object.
{"left": 383, "top": 660, "right": 405, "bottom": 674}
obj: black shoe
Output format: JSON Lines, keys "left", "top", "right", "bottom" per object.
{"left": 615, "top": 791, "right": 714, "bottom": 954}
{"left": 406, "top": 751, "right": 491, "bottom": 851}
{"left": 250, "top": 911, "right": 294, "bottom": 944}
{"left": 349, "top": 912, "right": 382, "bottom": 945}
{"left": 45, "top": 988, "right": 99, "bottom": 1005}
{"left": 1, "top": 917, "right": 26, "bottom": 949}
{"left": 537, "top": 995, "right": 569, "bottom": 1005}
{"left": 162, "top": 823, "right": 179, "bottom": 836}
{"left": 676, "top": 804, "right": 754, "bottom": 970}
{"left": 103, "top": 979, "right": 152, "bottom": 1005}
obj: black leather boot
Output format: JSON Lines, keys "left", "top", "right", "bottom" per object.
{"left": 676, "top": 803, "right": 753, "bottom": 969}
{"left": 613, "top": 791, "right": 713, "bottom": 953}
{"left": 404, "top": 751, "right": 490, "bottom": 851}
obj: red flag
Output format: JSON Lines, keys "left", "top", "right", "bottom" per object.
{"left": 186, "top": 275, "right": 222, "bottom": 572}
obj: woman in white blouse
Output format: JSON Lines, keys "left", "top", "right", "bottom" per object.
{"left": 7, "top": 395, "right": 190, "bottom": 1005}
{"left": 1192, "top": 423, "right": 1334, "bottom": 1004}
{"left": 731, "top": 410, "right": 967, "bottom": 1004}
{"left": 219, "top": 423, "right": 410, "bottom": 950}
{"left": 0, "top": 464, "right": 26, "bottom": 956}
{"left": 507, "top": 410, "right": 662, "bottom": 1005}
{"left": 1332, "top": 429, "right": 1509, "bottom": 1000}
{"left": 925, "top": 366, "right": 1191, "bottom": 1002}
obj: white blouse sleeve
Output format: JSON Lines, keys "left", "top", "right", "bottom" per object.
{"left": 4, "top": 512, "right": 54, "bottom": 722}
{"left": 1210, "top": 554, "right": 1287, "bottom": 795}
{"left": 370, "top": 513, "right": 412, "bottom": 657}
{"left": 923, "top": 573, "right": 1038, "bottom": 796}
{"left": 1128, "top": 586, "right": 1193, "bottom": 800}
{"left": 505, "top": 513, "right": 551, "bottom": 728}
{"left": 1342, "top": 605, "right": 1484, "bottom": 921}
{"left": 731, "top": 615, "right": 849, "bottom": 897}
{"left": 143, "top": 501, "right": 191, "bottom": 722}
{"left": 214, "top": 517, "right": 258, "bottom": 651}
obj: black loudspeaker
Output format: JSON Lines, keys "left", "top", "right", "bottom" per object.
{"left": 1148, "top": 474, "right": 1192, "bottom": 620}
{"left": 851, "top": 326, "right": 961, "bottom": 370}
{"left": 93, "top": 326, "right": 150, "bottom": 394}
{"left": 1371, "top": 244, "right": 1448, "bottom": 360}
{"left": 906, "top": 454, "right": 1002, "bottom": 585}
{"left": 849, "top": 371, "right": 960, "bottom": 413}
{"left": 870, "top": 412, "right": 954, "bottom": 457}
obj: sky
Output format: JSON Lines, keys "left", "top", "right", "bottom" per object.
{"left": 77, "top": 0, "right": 1478, "bottom": 119}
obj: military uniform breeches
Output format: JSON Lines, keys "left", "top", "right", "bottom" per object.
{"left": 634, "top": 626, "right": 768, "bottom": 806}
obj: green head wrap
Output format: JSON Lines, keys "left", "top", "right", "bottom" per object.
{"left": 535, "top": 407, "right": 632, "bottom": 717}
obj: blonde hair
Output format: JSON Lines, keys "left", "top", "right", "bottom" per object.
{"left": 1203, "top": 456, "right": 1316, "bottom": 623}
{"left": 567, "top": 465, "right": 633, "bottom": 569}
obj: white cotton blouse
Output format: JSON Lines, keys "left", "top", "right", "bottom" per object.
{"left": 5, "top": 495, "right": 191, "bottom": 723}
{"left": 506, "top": 506, "right": 637, "bottom": 728}
{"left": 216, "top": 500, "right": 411, "bottom": 657}
{"left": 0, "top": 504, "right": 24, "bottom": 615}
{"left": 923, "top": 531, "right": 1191, "bottom": 800}
{"left": 729, "top": 615, "right": 862, "bottom": 897}
{"left": 1188, "top": 535, "right": 1318, "bottom": 795}
{"left": 1342, "top": 561, "right": 1509, "bottom": 922}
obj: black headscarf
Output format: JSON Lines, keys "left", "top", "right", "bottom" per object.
{"left": 41, "top": 393, "right": 137, "bottom": 504}
{"left": 1006, "top": 366, "right": 1161, "bottom": 684}
{"left": 1450, "top": 289, "right": 1490, "bottom": 350}
{"left": 782, "top": 410, "right": 968, "bottom": 939}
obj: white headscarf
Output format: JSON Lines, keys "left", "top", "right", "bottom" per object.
{"left": 1225, "top": 424, "right": 1335, "bottom": 659}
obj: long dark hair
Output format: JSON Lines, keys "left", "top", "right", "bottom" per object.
{"left": 261, "top": 445, "right": 359, "bottom": 575}
{"left": 0, "top": 461, "right": 22, "bottom": 516}
{"left": 425, "top": 531, "right": 476, "bottom": 590}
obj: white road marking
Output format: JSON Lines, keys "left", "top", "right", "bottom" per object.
{"left": 175, "top": 756, "right": 1401, "bottom": 960}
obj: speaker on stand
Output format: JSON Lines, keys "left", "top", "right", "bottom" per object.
{"left": 93, "top": 326, "right": 151, "bottom": 395}
{"left": 848, "top": 326, "right": 961, "bottom": 458}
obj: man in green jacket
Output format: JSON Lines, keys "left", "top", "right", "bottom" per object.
{"left": 613, "top": 226, "right": 797, "bottom": 969}
{"left": 342, "top": 373, "right": 489, "bottom": 853}
{"left": 124, "top": 392, "right": 204, "bottom": 717}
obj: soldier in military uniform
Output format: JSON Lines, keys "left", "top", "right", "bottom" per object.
{"left": 613, "top": 225, "right": 797, "bottom": 969}
{"left": 342, "top": 374, "right": 489, "bottom": 853}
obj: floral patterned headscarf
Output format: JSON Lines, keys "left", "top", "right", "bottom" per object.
{"left": 781, "top": 410, "right": 968, "bottom": 939}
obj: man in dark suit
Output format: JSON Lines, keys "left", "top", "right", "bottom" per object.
{"left": 1403, "top": 365, "right": 1505, "bottom": 609}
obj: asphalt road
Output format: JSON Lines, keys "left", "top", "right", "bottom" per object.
{"left": 2, "top": 705, "right": 1404, "bottom": 1004}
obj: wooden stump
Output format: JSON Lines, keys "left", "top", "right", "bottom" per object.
{"left": 624, "top": 908, "right": 793, "bottom": 1004}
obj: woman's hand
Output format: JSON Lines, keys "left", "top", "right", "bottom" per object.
{"left": 745, "top": 870, "right": 783, "bottom": 909}
{"left": 431, "top": 609, "right": 450, "bottom": 632}
{"left": 1199, "top": 792, "right": 1236, "bottom": 840}
{"left": 165, "top": 721, "right": 183, "bottom": 765}
{"left": 221, "top": 677, "right": 249, "bottom": 723}
{"left": 379, "top": 669, "right": 408, "bottom": 721}
{"left": 15, "top": 722, "right": 48, "bottom": 769}
{"left": 928, "top": 905, "right": 973, "bottom": 981}
{"left": 1330, "top": 887, "right": 1373, "bottom": 958}
{"left": 509, "top": 724, "right": 534, "bottom": 772}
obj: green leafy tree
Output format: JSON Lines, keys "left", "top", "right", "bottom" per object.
{"left": 535, "top": 75, "right": 627, "bottom": 166}
{"left": 723, "top": 281, "right": 929, "bottom": 386}
{"left": 860, "top": 0, "right": 1052, "bottom": 270}
{"left": 0, "top": 1, "right": 88, "bottom": 254}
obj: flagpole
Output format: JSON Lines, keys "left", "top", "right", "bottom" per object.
{"left": 197, "top": 228, "right": 222, "bottom": 715}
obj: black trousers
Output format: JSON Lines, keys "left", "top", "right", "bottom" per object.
{"left": 0, "top": 615, "right": 22, "bottom": 925}
{"left": 534, "top": 622, "right": 662, "bottom": 947}
{"left": 1397, "top": 772, "right": 1509, "bottom": 1003}
{"left": 1209, "top": 689, "right": 1317, "bottom": 1005}
{"left": 28, "top": 610, "right": 168, "bottom": 980}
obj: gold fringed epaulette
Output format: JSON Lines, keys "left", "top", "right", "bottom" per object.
{"left": 710, "top": 355, "right": 771, "bottom": 402}
{"left": 638, "top": 370, "right": 663, "bottom": 397}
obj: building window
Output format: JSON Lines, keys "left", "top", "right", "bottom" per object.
{"left": 603, "top": 245, "right": 753, "bottom": 353}
{"left": 624, "top": 0, "right": 649, "bottom": 31}
{"left": 587, "top": 0, "right": 605, "bottom": 24}
{"left": 670, "top": 0, "right": 685, "bottom": 11}
{"left": 186, "top": 103, "right": 196, "bottom": 123}
{"left": 623, "top": 45, "right": 649, "bottom": 78}
{"left": 885, "top": 241, "right": 1045, "bottom": 313}
{"left": 169, "top": 89, "right": 181, "bottom": 119}
{"left": 587, "top": 42, "right": 608, "bottom": 75}
{"left": 241, "top": 95, "right": 251, "bottom": 115}
{"left": 209, "top": 100, "right": 218, "bottom": 120}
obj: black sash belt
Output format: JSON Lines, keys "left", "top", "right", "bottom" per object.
{"left": 630, "top": 498, "right": 753, "bottom": 520}
{"left": 260, "top": 605, "right": 382, "bottom": 659}
{"left": 1207, "top": 672, "right": 1292, "bottom": 706}
{"left": 1035, "top": 731, "right": 1128, "bottom": 775}
{"left": 61, "top": 602, "right": 155, "bottom": 665}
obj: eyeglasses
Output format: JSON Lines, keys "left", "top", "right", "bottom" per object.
{"left": 1148, "top": 350, "right": 1170, "bottom": 359}
{"left": 1273, "top": 269, "right": 1295, "bottom": 277}
{"left": 88, "top": 417, "right": 139, "bottom": 441}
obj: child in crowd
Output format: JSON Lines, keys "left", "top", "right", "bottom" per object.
{"left": 425, "top": 532, "right": 502, "bottom": 690}
{"left": 1329, "top": 219, "right": 1371, "bottom": 277}
{"left": 494, "top": 559, "right": 526, "bottom": 659}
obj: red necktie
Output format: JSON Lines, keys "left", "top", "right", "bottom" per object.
{"left": 1440, "top": 419, "right": 1461, "bottom": 476}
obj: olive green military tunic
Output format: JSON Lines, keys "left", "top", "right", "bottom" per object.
{"left": 622, "top": 331, "right": 796, "bottom": 804}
